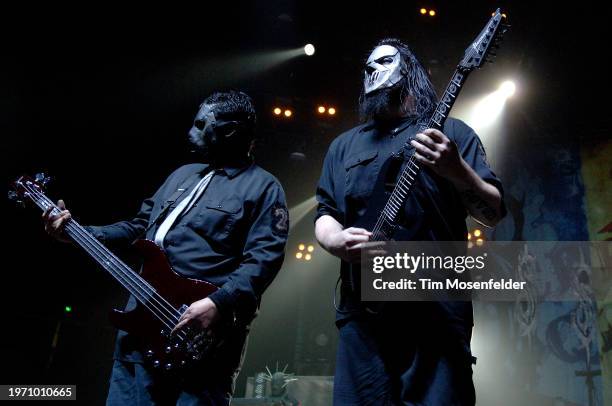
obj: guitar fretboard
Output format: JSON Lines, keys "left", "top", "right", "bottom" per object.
{"left": 16, "top": 178, "right": 158, "bottom": 303}
{"left": 372, "top": 68, "right": 470, "bottom": 240}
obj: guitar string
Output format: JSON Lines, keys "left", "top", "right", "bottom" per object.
{"left": 23, "top": 182, "right": 184, "bottom": 334}
{"left": 28, "top": 185, "right": 187, "bottom": 339}
{"left": 371, "top": 151, "right": 422, "bottom": 240}
{"left": 370, "top": 124, "right": 425, "bottom": 240}
{"left": 22, "top": 182, "right": 188, "bottom": 339}
{"left": 370, "top": 93, "right": 452, "bottom": 240}
{"left": 370, "top": 23, "right": 494, "bottom": 239}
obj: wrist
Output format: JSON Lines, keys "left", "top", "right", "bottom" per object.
{"left": 447, "top": 159, "right": 476, "bottom": 190}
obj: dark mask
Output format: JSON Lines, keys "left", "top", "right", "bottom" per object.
{"left": 188, "top": 104, "right": 251, "bottom": 165}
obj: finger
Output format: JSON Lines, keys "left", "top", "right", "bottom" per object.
{"left": 43, "top": 207, "right": 53, "bottom": 220}
{"left": 362, "top": 241, "right": 386, "bottom": 248}
{"left": 53, "top": 212, "right": 71, "bottom": 230}
{"left": 178, "top": 308, "right": 192, "bottom": 324}
{"left": 422, "top": 128, "right": 447, "bottom": 142}
{"left": 57, "top": 200, "right": 66, "bottom": 210}
{"left": 414, "top": 151, "right": 436, "bottom": 167}
{"left": 172, "top": 318, "right": 190, "bottom": 334}
{"left": 348, "top": 242, "right": 369, "bottom": 250}
{"left": 411, "top": 140, "right": 439, "bottom": 160}
{"left": 415, "top": 133, "right": 438, "bottom": 150}
{"left": 345, "top": 227, "right": 372, "bottom": 236}
{"left": 346, "top": 235, "right": 371, "bottom": 246}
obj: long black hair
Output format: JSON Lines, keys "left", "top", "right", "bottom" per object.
{"left": 360, "top": 38, "right": 438, "bottom": 123}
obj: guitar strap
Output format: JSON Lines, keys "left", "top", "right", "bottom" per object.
{"left": 141, "top": 168, "right": 208, "bottom": 238}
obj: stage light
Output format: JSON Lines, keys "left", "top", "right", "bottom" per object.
{"left": 473, "top": 229, "right": 482, "bottom": 238}
{"left": 304, "top": 44, "right": 315, "bottom": 56}
{"left": 328, "top": 107, "right": 336, "bottom": 115}
{"left": 64, "top": 305, "right": 72, "bottom": 313}
{"left": 468, "top": 79, "right": 516, "bottom": 129}
{"left": 500, "top": 81, "right": 516, "bottom": 98}
{"left": 429, "top": 9, "right": 436, "bottom": 16}
{"left": 317, "top": 106, "right": 326, "bottom": 114}
{"left": 420, "top": 8, "right": 427, "bottom": 14}
{"left": 476, "top": 238, "right": 484, "bottom": 246}
{"left": 284, "top": 109, "right": 293, "bottom": 118}
{"left": 296, "top": 242, "right": 316, "bottom": 261}
{"left": 273, "top": 107, "right": 282, "bottom": 115}
{"left": 467, "top": 232, "right": 472, "bottom": 240}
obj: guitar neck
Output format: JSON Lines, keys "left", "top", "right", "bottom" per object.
{"left": 421, "top": 67, "right": 470, "bottom": 132}
{"left": 23, "top": 186, "right": 156, "bottom": 301}
{"left": 373, "top": 67, "right": 471, "bottom": 240}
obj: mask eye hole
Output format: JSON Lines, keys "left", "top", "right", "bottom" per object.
{"left": 376, "top": 56, "right": 394, "bottom": 65}
{"left": 194, "top": 119, "right": 205, "bottom": 130}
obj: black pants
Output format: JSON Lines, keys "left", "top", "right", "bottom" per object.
{"left": 106, "top": 329, "right": 249, "bottom": 406}
{"left": 333, "top": 304, "right": 476, "bottom": 405}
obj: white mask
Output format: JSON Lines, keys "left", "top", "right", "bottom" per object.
{"left": 363, "top": 45, "right": 407, "bottom": 95}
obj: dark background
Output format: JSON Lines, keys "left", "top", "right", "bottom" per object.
{"left": 3, "top": 1, "right": 608, "bottom": 403}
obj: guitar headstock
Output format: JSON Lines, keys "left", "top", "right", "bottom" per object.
{"left": 459, "top": 8, "right": 509, "bottom": 71}
{"left": 9, "top": 173, "right": 51, "bottom": 207}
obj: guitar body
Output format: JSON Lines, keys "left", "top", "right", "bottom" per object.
{"left": 107, "top": 239, "right": 220, "bottom": 373}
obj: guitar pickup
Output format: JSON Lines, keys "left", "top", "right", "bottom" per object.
{"left": 178, "top": 304, "right": 189, "bottom": 315}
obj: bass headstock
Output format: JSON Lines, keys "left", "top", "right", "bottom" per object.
{"left": 9, "top": 173, "right": 52, "bottom": 207}
{"left": 459, "top": 8, "right": 509, "bottom": 71}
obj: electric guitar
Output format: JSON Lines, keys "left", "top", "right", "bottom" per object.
{"left": 358, "top": 9, "right": 508, "bottom": 241}
{"left": 352, "top": 10, "right": 509, "bottom": 288}
{"left": 10, "top": 174, "right": 222, "bottom": 374}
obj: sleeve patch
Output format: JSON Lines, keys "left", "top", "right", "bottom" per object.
{"left": 272, "top": 203, "right": 289, "bottom": 235}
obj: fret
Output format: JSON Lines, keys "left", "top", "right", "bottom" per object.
{"left": 388, "top": 199, "right": 400, "bottom": 212}
{"left": 374, "top": 66, "right": 471, "bottom": 235}
{"left": 17, "top": 179, "right": 156, "bottom": 301}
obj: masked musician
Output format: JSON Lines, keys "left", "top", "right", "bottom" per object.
{"left": 314, "top": 39, "right": 506, "bottom": 405}
{"left": 44, "top": 90, "right": 289, "bottom": 405}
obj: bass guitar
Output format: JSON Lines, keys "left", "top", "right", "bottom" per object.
{"left": 10, "top": 173, "right": 221, "bottom": 374}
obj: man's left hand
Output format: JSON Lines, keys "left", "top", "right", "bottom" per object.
{"left": 172, "top": 297, "right": 219, "bottom": 335}
{"left": 410, "top": 129, "right": 465, "bottom": 181}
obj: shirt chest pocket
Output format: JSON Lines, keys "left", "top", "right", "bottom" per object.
{"left": 190, "top": 196, "right": 242, "bottom": 242}
{"left": 344, "top": 149, "right": 379, "bottom": 197}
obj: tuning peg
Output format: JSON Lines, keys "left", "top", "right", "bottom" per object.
{"left": 34, "top": 173, "right": 51, "bottom": 186}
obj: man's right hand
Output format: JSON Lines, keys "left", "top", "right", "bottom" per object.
{"left": 325, "top": 227, "right": 372, "bottom": 264}
{"left": 43, "top": 199, "right": 72, "bottom": 243}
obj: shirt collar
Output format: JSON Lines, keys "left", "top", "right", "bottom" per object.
{"left": 359, "top": 115, "right": 419, "bottom": 135}
{"left": 202, "top": 158, "right": 253, "bottom": 179}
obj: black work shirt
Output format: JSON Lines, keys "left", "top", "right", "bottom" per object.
{"left": 88, "top": 162, "right": 289, "bottom": 361}
{"left": 315, "top": 117, "right": 505, "bottom": 334}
